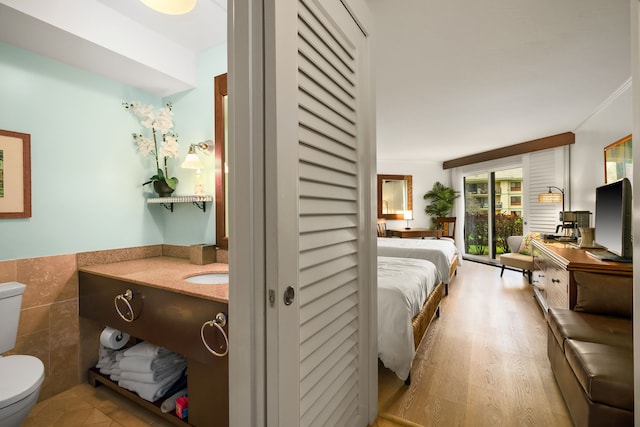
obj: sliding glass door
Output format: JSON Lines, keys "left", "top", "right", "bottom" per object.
{"left": 494, "top": 168, "right": 524, "bottom": 256}
{"left": 464, "top": 168, "right": 523, "bottom": 260}
{"left": 464, "top": 173, "right": 489, "bottom": 257}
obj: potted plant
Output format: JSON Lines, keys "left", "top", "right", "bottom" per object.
{"left": 124, "top": 101, "right": 180, "bottom": 197}
{"left": 423, "top": 181, "right": 460, "bottom": 229}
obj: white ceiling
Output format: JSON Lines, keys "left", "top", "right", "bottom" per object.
{"left": 94, "top": 0, "right": 227, "bottom": 53}
{"left": 371, "top": 0, "right": 631, "bottom": 162}
{"left": 0, "top": 0, "right": 632, "bottom": 162}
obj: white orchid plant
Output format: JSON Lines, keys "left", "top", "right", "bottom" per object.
{"left": 123, "top": 101, "right": 180, "bottom": 190}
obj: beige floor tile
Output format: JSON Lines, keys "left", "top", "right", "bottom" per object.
{"left": 23, "top": 384, "right": 176, "bottom": 427}
{"left": 83, "top": 408, "right": 113, "bottom": 425}
{"left": 52, "top": 407, "right": 95, "bottom": 426}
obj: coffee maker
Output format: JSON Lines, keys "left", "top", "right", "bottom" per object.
{"left": 555, "top": 211, "right": 591, "bottom": 240}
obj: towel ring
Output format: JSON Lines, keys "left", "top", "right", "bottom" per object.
{"left": 200, "top": 312, "right": 229, "bottom": 357}
{"left": 114, "top": 289, "right": 136, "bottom": 323}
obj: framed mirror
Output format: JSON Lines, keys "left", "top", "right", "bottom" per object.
{"left": 215, "top": 73, "right": 228, "bottom": 249}
{"left": 377, "top": 174, "right": 412, "bottom": 220}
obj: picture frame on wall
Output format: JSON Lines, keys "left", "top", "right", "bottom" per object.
{"left": 604, "top": 134, "right": 632, "bottom": 184}
{"left": 0, "top": 129, "right": 31, "bottom": 218}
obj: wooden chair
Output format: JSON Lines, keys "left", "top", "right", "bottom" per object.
{"left": 376, "top": 221, "right": 387, "bottom": 237}
{"left": 436, "top": 217, "right": 456, "bottom": 239}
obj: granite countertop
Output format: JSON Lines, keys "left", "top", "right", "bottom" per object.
{"left": 79, "top": 257, "right": 229, "bottom": 303}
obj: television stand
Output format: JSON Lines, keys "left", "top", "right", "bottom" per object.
{"left": 585, "top": 250, "right": 632, "bottom": 263}
{"left": 531, "top": 240, "right": 633, "bottom": 313}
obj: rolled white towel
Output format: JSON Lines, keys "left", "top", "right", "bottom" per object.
{"left": 160, "top": 388, "right": 188, "bottom": 413}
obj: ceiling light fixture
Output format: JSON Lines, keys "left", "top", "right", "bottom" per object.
{"left": 140, "top": 0, "right": 197, "bottom": 15}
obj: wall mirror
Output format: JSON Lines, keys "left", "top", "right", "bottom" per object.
{"left": 377, "top": 174, "right": 412, "bottom": 220}
{"left": 215, "top": 73, "right": 228, "bottom": 249}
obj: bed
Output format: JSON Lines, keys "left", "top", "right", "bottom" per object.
{"left": 377, "top": 256, "right": 444, "bottom": 382}
{"left": 377, "top": 237, "right": 461, "bottom": 294}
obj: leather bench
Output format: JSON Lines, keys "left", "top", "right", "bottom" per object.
{"left": 547, "top": 271, "right": 633, "bottom": 426}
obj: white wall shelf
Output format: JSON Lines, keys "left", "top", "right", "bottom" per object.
{"left": 147, "top": 195, "right": 213, "bottom": 212}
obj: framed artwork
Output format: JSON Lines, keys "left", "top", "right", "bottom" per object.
{"left": 0, "top": 130, "right": 31, "bottom": 218}
{"left": 604, "top": 134, "right": 632, "bottom": 183}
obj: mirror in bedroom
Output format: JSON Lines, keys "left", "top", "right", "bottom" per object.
{"left": 377, "top": 174, "right": 412, "bottom": 220}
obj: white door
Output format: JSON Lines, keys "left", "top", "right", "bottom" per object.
{"left": 229, "top": 0, "right": 376, "bottom": 426}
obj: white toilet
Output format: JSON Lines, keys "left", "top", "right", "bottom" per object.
{"left": 0, "top": 282, "right": 45, "bottom": 427}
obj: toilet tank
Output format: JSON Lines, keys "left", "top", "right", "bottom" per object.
{"left": 0, "top": 282, "right": 26, "bottom": 354}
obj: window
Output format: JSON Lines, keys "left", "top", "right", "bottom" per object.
{"left": 510, "top": 181, "right": 521, "bottom": 191}
{"left": 510, "top": 196, "right": 522, "bottom": 206}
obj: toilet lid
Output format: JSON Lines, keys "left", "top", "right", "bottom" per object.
{"left": 0, "top": 355, "right": 44, "bottom": 409}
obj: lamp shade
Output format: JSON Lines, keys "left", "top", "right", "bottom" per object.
{"left": 181, "top": 146, "right": 204, "bottom": 169}
{"left": 538, "top": 193, "right": 563, "bottom": 203}
{"left": 140, "top": 0, "right": 196, "bottom": 15}
{"left": 403, "top": 210, "right": 413, "bottom": 220}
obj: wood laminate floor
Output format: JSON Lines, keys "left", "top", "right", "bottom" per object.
{"left": 373, "top": 260, "right": 572, "bottom": 427}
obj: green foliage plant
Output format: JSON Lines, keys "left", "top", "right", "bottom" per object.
{"left": 423, "top": 181, "right": 460, "bottom": 229}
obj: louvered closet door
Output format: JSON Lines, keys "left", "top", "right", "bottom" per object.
{"left": 264, "top": 0, "right": 373, "bottom": 426}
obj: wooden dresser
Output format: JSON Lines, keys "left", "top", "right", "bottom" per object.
{"left": 530, "top": 240, "right": 632, "bottom": 316}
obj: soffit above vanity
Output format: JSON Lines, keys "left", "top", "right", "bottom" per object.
{"left": 0, "top": 0, "right": 227, "bottom": 97}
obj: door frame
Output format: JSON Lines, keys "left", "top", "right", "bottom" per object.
{"left": 228, "top": 0, "right": 267, "bottom": 426}
{"left": 228, "top": 0, "right": 376, "bottom": 425}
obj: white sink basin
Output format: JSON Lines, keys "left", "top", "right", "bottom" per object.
{"left": 184, "top": 273, "right": 229, "bottom": 285}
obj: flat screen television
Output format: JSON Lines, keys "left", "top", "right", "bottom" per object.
{"left": 588, "top": 177, "right": 632, "bottom": 262}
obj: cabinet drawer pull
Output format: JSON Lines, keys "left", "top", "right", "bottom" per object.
{"left": 114, "top": 289, "right": 137, "bottom": 323}
{"left": 201, "top": 312, "right": 229, "bottom": 357}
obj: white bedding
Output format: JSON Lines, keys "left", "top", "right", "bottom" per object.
{"left": 377, "top": 256, "right": 439, "bottom": 381}
{"left": 377, "top": 237, "right": 461, "bottom": 284}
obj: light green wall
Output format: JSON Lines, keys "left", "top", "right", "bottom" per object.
{"left": 164, "top": 45, "right": 227, "bottom": 246}
{"left": 0, "top": 42, "right": 227, "bottom": 261}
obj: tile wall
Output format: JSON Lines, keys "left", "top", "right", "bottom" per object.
{"left": 0, "top": 254, "right": 80, "bottom": 400}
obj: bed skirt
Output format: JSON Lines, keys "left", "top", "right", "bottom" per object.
{"left": 411, "top": 281, "right": 445, "bottom": 350}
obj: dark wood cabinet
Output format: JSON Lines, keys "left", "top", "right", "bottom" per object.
{"left": 531, "top": 240, "right": 632, "bottom": 316}
{"left": 79, "top": 271, "right": 228, "bottom": 426}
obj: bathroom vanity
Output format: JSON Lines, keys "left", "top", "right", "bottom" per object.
{"left": 78, "top": 257, "right": 229, "bottom": 426}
